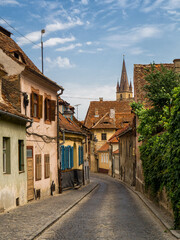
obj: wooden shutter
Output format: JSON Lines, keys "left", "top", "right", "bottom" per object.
{"left": 78, "top": 146, "right": 81, "bottom": 166}
{"left": 35, "top": 154, "right": 41, "bottom": 181}
{"left": 44, "top": 98, "right": 47, "bottom": 120}
{"left": 81, "top": 146, "right": 84, "bottom": 165}
{"left": 70, "top": 147, "right": 74, "bottom": 168}
{"left": 50, "top": 100, "right": 56, "bottom": 121}
{"left": 61, "top": 146, "right": 65, "bottom": 170}
{"left": 31, "top": 93, "right": 34, "bottom": 117}
{"left": 38, "top": 95, "right": 43, "bottom": 119}
{"left": 44, "top": 154, "right": 50, "bottom": 178}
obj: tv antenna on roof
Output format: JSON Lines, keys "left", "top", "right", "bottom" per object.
{"left": 74, "top": 104, "right": 81, "bottom": 120}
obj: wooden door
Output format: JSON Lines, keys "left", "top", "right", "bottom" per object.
{"left": 27, "top": 146, "right": 34, "bottom": 201}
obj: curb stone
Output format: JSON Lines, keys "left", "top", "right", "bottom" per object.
{"left": 32, "top": 182, "right": 99, "bottom": 240}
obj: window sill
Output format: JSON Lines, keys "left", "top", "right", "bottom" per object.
{"left": 32, "top": 117, "right": 40, "bottom": 122}
{"left": 45, "top": 120, "right": 51, "bottom": 125}
{"left": 3, "top": 172, "right": 11, "bottom": 175}
{"left": 19, "top": 171, "right": 25, "bottom": 174}
{"left": 45, "top": 177, "right": 50, "bottom": 179}
{"left": 35, "top": 179, "right": 41, "bottom": 181}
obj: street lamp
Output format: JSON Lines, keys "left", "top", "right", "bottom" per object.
{"left": 41, "top": 29, "right": 45, "bottom": 74}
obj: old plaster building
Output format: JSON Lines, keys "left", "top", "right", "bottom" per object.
{"left": 0, "top": 26, "right": 63, "bottom": 201}
{"left": 58, "top": 98, "right": 89, "bottom": 189}
{"left": 0, "top": 64, "right": 31, "bottom": 211}
{"left": 84, "top": 58, "right": 134, "bottom": 173}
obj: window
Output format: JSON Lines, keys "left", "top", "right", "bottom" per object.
{"left": 61, "top": 146, "right": 74, "bottom": 170}
{"left": 101, "top": 133, "right": 107, "bottom": 140}
{"left": 35, "top": 154, "right": 41, "bottom": 181}
{"left": 18, "top": 140, "right": 24, "bottom": 172}
{"left": 106, "top": 153, "right": 108, "bottom": 163}
{"left": 101, "top": 154, "right": 103, "bottom": 163}
{"left": 31, "top": 90, "right": 43, "bottom": 119}
{"left": 3, "top": 137, "right": 10, "bottom": 174}
{"left": 44, "top": 98, "right": 56, "bottom": 122}
{"left": 104, "top": 153, "right": 106, "bottom": 163}
{"left": 78, "top": 146, "right": 83, "bottom": 166}
{"left": 44, "top": 154, "right": 50, "bottom": 179}
{"left": 120, "top": 94, "right": 122, "bottom": 99}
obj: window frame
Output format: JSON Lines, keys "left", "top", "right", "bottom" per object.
{"left": 3, "top": 137, "right": 10, "bottom": 174}
{"left": 101, "top": 133, "right": 107, "bottom": 141}
{"left": 44, "top": 154, "right": 50, "bottom": 179}
{"left": 35, "top": 154, "right": 42, "bottom": 181}
{"left": 18, "top": 140, "right": 24, "bottom": 172}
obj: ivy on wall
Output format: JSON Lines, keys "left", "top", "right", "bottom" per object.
{"left": 131, "top": 64, "right": 180, "bottom": 229}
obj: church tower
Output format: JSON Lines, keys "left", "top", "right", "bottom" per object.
{"left": 116, "top": 58, "right": 133, "bottom": 101}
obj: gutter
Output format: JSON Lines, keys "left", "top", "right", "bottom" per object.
{"left": 24, "top": 67, "right": 64, "bottom": 91}
{"left": 62, "top": 129, "right": 87, "bottom": 137}
{"left": 0, "top": 109, "right": 31, "bottom": 123}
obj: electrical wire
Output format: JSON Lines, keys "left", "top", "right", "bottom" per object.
{"left": 62, "top": 96, "right": 114, "bottom": 100}
{"left": 0, "top": 16, "right": 40, "bottom": 48}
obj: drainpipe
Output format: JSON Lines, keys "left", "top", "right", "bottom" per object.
{"left": 57, "top": 88, "right": 64, "bottom": 194}
{"left": 118, "top": 137, "right": 121, "bottom": 179}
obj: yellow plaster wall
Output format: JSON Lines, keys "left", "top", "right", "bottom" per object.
{"left": 59, "top": 133, "right": 85, "bottom": 170}
{"left": 98, "top": 152, "right": 109, "bottom": 170}
{"left": 93, "top": 129, "right": 115, "bottom": 151}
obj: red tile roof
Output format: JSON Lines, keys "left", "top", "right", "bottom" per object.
{"left": 0, "top": 101, "right": 29, "bottom": 121}
{"left": 84, "top": 100, "right": 133, "bottom": 129}
{"left": 59, "top": 113, "right": 86, "bottom": 135}
{"left": 0, "top": 28, "right": 63, "bottom": 91}
{"left": 97, "top": 142, "right": 109, "bottom": 152}
{"left": 113, "top": 149, "right": 119, "bottom": 154}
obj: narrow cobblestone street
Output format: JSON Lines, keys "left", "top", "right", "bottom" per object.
{"left": 37, "top": 174, "right": 174, "bottom": 240}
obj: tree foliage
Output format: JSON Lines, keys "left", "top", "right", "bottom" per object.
{"left": 131, "top": 64, "right": 180, "bottom": 229}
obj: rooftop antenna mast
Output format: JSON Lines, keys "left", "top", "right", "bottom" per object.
{"left": 74, "top": 104, "right": 81, "bottom": 120}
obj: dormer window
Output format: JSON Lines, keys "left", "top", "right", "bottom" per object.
{"left": 14, "top": 52, "right": 19, "bottom": 59}
{"left": 11, "top": 50, "right": 26, "bottom": 64}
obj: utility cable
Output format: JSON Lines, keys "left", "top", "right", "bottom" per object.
{"left": 0, "top": 16, "right": 40, "bottom": 48}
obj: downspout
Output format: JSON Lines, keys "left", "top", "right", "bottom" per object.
{"left": 26, "top": 119, "right": 33, "bottom": 129}
{"left": 118, "top": 137, "right": 121, "bottom": 179}
{"left": 57, "top": 88, "right": 64, "bottom": 194}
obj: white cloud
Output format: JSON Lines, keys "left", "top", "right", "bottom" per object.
{"left": 86, "top": 41, "right": 92, "bottom": 45}
{"left": 0, "top": 0, "right": 19, "bottom": 5}
{"left": 43, "top": 36, "right": 75, "bottom": 47}
{"left": 129, "top": 47, "right": 144, "bottom": 55}
{"left": 46, "top": 19, "right": 83, "bottom": 33}
{"left": 46, "top": 56, "right": 75, "bottom": 68}
{"left": 56, "top": 43, "right": 82, "bottom": 51}
{"left": 62, "top": 83, "right": 115, "bottom": 120}
{"left": 104, "top": 25, "right": 161, "bottom": 49}
{"left": 142, "top": 0, "right": 164, "bottom": 12}
{"left": 17, "top": 31, "right": 41, "bottom": 46}
{"left": 81, "top": 0, "right": 88, "bottom": 5}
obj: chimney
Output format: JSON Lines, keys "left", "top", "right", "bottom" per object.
{"left": 173, "top": 59, "right": 180, "bottom": 73}
{"left": 99, "top": 97, "right": 103, "bottom": 102}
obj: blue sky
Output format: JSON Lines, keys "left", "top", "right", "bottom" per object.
{"left": 0, "top": 0, "right": 180, "bottom": 120}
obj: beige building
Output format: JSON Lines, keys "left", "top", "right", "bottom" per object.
{"left": 0, "top": 66, "right": 30, "bottom": 211}
{"left": 0, "top": 26, "right": 63, "bottom": 201}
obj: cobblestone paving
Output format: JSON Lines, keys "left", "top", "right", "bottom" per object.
{"left": 0, "top": 181, "right": 97, "bottom": 240}
{"left": 37, "top": 174, "right": 175, "bottom": 240}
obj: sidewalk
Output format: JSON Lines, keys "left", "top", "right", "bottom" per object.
{"left": 0, "top": 181, "right": 98, "bottom": 240}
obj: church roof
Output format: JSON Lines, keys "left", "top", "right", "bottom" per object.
{"left": 119, "top": 58, "right": 130, "bottom": 92}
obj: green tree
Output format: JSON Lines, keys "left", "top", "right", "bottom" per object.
{"left": 131, "top": 64, "right": 180, "bottom": 229}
